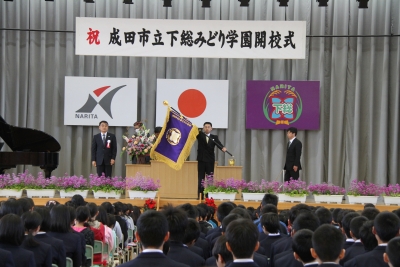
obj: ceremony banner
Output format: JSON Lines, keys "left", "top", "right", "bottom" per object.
{"left": 64, "top": 77, "right": 138, "bottom": 126}
{"left": 76, "top": 18, "right": 306, "bottom": 59}
{"left": 246, "top": 81, "right": 320, "bottom": 130}
{"left": 150, "top": 106, "right": 199, "bottom": 170}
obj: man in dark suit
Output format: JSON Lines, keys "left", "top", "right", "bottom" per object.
{"left": 197, "top": 122, "right": 227, "bottom": 197}
{"left": 91, "top": 120, "right": 117, "bottom": 177}
{"left": 284, "top": 127, "right": 302, "bottom": 181}
{"left": 118, "top": 210, "right": 189, "bottom": 267}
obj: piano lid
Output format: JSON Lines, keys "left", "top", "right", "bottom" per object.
{"left": 0, "top": 116, "right": 61, "bottom": 152}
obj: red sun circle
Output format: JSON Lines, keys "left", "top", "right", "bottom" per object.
{"left": 178, "top": 89, "right": 207, "bottom": 118}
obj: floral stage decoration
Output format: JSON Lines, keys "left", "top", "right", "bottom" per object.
{"left": 121, "top": 123, "right": 156, "bottom": 162}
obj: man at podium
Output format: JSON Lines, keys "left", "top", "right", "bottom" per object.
{"left": 197, "top": 122, "right": 227, "bottom": 198}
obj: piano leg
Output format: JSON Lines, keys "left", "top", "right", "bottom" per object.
{"left": 40, "top": 165, "right": 57, "bottom": 178}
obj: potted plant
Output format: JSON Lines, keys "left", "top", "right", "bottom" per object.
{"left": 121, "top": 124, "right": 156, "bottom": 164}
{"left": 89, "top": 174, "right": 126, "bottom": 199}
{"left": 0, "top": 172, "right": 26, "bottom": 198}
{"left": 202, "top": 174, "right": 243, "bottom": 201}
{"left": 278, "top": 178, "right": 308, "bottom": 203}
{"left": 242, "top": 180, "right": 281, "bottom": 202}
{"left": 25, "top": 172, "right": 58, "bottom": 198}
{"left": 346, "top": 180, "right": 382, "bottom": 204}
{"left": 126, "top": 172, "right": 161, "bottom": 199}
{"left": 381, "top": 184, "right": 400, "bottom": 205}
{"left": 56, "top": 174, "right": 89, "bottom": 198}
{"left": 143, "top": 198, "right": 157, "bottom": 211}
{"left": 308, "top": 183, "right": 346, "bottom": 204}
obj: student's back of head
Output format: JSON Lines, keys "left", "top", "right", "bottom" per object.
{"left": 292, "top": 212, "right": 320, "bottom": 232}
{"left": 292, "top": 229, "right": 315, "bottom": 264}
{"left": 362, "top": 207, "right": 380, "bottom": 221}
{"left": 0, "top": 213, "right": 25, "bottom": 246}
{"left": 332, "top": 208, "right": 342, "bottom": 225}
{"left": 350, "top": 216, "right": 368, "bottom": 240}
{"left": 183, "top": 218, "right": 201, "bottom": 245}
{"left": 225, "top": 218, "right": 259, "bottom": 259}
{"left": 337, "top": 209, "right": 355, "bottom": 228}
{"left": 260, "top": 204, "right": 278, "bottom": 215}
{"left": 217, "top": 202, "right": 235, "bottom": 222}
{"left": 374, "top": 212, "right": 400, "bottom": 243}
{"left": 17, "top": 198, "right": 34, "bottom": 213}
{"left": 230, "top": 207, "right": 252, "bottom": 220}
{"left": 161, "top": 205, "right": 188, "bottom": 242}
{"left": 0, "top": 199, "right": 22, "bottom": 217}
{"left": 221, "top": 213, "right": 242, "bottom": 233}
{"left": 100, "top": 202, "right": 115, "bottom": 214}
{"left": 359, "top": 220, "right": 378, "bottom": 251}
{"left": 262, "top": 194, "right": 278, "bottom": 207}
{"left": 289, "top": 204, "right": 312, "bottom": 225}
{"left": 21, "top": 211, "right": 42, "bottom": 248}
{"left": 180, "top": 203, "right": 199, "bottom": 219}
{"left": 50, "top": 205, "right": 71, "bottom": 233}
{"left": 136, "top": 210, "right": 169, "bottom": 249}
{"left": 315, "top": 207, "right": 332, "bottom": 225}
{"left": 260, "top": 212, "right": 280, "bottom": 234}
{"left": 75, "top": 206, "right": 91, "bottom": 224}
{"left": 213, "top": 235, "right": 233, "bottom": 266}
{"left": 342, "top": 212, "right": 360, "bottom": 238}
{"left": 311, "top": 224, "right": 345, "bottom": 263}
{"left": 385, "top": 236, "right": 400, "bottom": 267}
{"left": 34, "top": 207, "right": 51, "bottom": 232}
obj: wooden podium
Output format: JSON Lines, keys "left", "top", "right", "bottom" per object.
{"left": 126, "top": 161, "right": 243, "bottom": 199}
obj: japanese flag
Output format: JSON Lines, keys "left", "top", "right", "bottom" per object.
{"left": 156, "top": 79, "right": 229, "bottom": 129}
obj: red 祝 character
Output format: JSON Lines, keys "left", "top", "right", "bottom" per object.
{"left": 87, "top": 28, "right": 100, "bottom": 45}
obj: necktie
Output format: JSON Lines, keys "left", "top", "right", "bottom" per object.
{"left": 206, "top": 136, "right": 209, "bottom": 143}
{"left": 102, "top": 134, "right": 106, "bottom": 145}
{"left": 287, "top": 141, "right": 290, "bottom": 149}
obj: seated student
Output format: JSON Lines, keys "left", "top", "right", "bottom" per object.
{"left": 292, "top": 229, "right": 319, "bottom": 267}
{"left": 205, "top": 235, "right": 233, "bottom": 267}
{"left": 254, "top": 194, "right": 289, "bottom": 235}
{"left": 384, "top": 237, "right": 400, "bottom": 267}
{"left": 0, "top": 214, "right": 36, "bottom": 267}
{"left": 66, "top": 206, "right": 86, "bottom": 267}
{"left": 48, "top": 205, "right": 82, "bottom": 267}
{"left": 21, "top": 211, "right": 52, "bottom": 267}
{"left": 311, "top": 224, "right": 345, "bottom": 267}
{"left": 341, "top": 212, "right": 360, "bottom": 250}
{"left": 72, "top": 206, "right": 94, "bottom": 247}
{"left": 162, "top": 205, "right": 205, "bottom": 267}
{"left": 118, "top": 210, "right": 189, "bottom": 267}
{"left": 358, "top": 220, "right": 378, "bottom": 252}
{"left": 34, "top": 207, "right": 66, "bottom": 267}
{"left": 344, "top": 212, "right": 400, "bottom": 267}
{"left": 86, "top": 203, "right": 106, "bottom": 263}
{"left": 0, "top": 248, "right": 14, "bottom": 267}
{"left": 315, "top": 207, "right": 333, "bottom": 225}
{"left": 339, "top": 216, "right": 368, "bottom": 265}
{"left": 206, "top": 202, "right": 235, "bottom": 241}
{"left": 97, "top": 207, "right": 114, "bottom": 253}
{"left": 259, "top": 212, "right": 287, "bottom": 259}
{"left": 183, "top": 219, "right": 204, "bottom": 258}
{"left": 0, "top": 199, "right": 23, "bottom": 217}
{"left": 332, "top": 208, "right": 343, "bottom": 228}
{"left": 225, "top": 218, "right": 260, "bottom": 267}
{"left": 361, "top": 207, "right": 380, "bottom": 221}
{"left": 101, "top": 202, "right": 123, "bottom": 246}
{"left": 197, "top": 206, "right": 212, "bottom": 234}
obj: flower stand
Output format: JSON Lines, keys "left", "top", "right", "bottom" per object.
{"left": 26, "top": 189, "right": 56, "bottom": 198}
{"left": 313, "top": 195, "right": 344, "bottom": 204}
{"left": 93, "top": 191, "right": 122, "bottom": 199}
{"left": 0, "top": 189, "right": 24, "bottom": 198}
{"left": 278, "top": 193, "right": 307, "bottom": 203}
{"left": 208, "top": 192, "right": 236, "bottom": 201}
{"left": 242, "top": 193, "right": 265, "bottom": 202}
{"left": 347, "top": 195, "right": 378, "bottom": 205}
{"left": 382, "top": 196, "right": 400, "bottom": 206}
{"left": 59, "top": 190, "right": 89, "bottom": 198}
{"left": 127, "top": 190, "right": 157, "bottom": 199}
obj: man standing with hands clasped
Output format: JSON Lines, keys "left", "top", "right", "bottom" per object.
{"left": 91, "top": 120, "right": 117, "bottom": 178}
{"left": 284, "top": 127, "right": 302, "bottom": 182}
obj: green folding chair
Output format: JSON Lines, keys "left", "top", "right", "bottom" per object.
{"left": 66, "top": 257, "right": 73, "bottom": 267}
{"left": 85, "top": 245, "right": 94, "bottom": 267}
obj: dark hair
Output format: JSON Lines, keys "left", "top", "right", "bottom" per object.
{"left": 162, "top": 205, "right": 188, "bottom": 242}
{"left": 364, "top": 203, "right": 375, "bottom": 209}
{"left": 97, "top": 206, "right": 109, "bottom": 226}
{"left": 1, "top": 199, "right": 23, "bottom": 217}
{"left": 312, "top": 224, "right": 344, "bottom": 262}
{"left": 76, "top": 206, "right": 91, "bottom": 223}
{"left": 212, "top": 235, "right": 233, "bottom": 264}
{"left": 350, "top": 216, "right": 368, "bottom": 240}
{"left": 34, "top": 207, "right": 51, "bottom": 232}
{"left": 361, "top": 207, "right": 380, "bottom": 221}
{"left": 113, "top": 202, "right": 124, "bottom": 215}
{"left": 197, "top": 203, "right": 211, "bottom": 220}
{"left": 131, "top": 206, "right": 141, "bottom": 225}
{"left": 279, "top": 210, "right": 289, "bottom": 226}
{"left": 154, "top": 127, "right": 162, "bottom": 134}
{"left": 45, "top": 200, "right": 60, "bottom": 209}
{"left": 260, "top": 204, "right": 278, "bottom": 215}
{"left": 359, "top": 220, "right": 378, "bottom": 251}
{"left": 315, "top": 207, "right": 332, "bottom": 225}
{"left": 71, "top": 195, "right": 87, "bottom": 208}
{"left": 107, "top": 214, "right": 116, "bottom": 229}
{"left": 67, "top": 206, "right": 76, "bottom": 225}
{"left": 86, "top": 203, "right": 99, "bottom": 220}
{"left": 133, "top": 121, "right": 143, "bottom": 127}
{"left": 247, "top": 207, "right": 258, "bottom": 221}
{"left": 292, "top": 212, "right": 320, "bottom": 232}
{"left": 221, "top": 213, "right": 242, "bottom": 233}
{"left": 332, "top": 208, "right": 342, "bottom": 224}
{"left": 180, "top": 203, "right": 199, "bottom": 219}
{"left": 183, "top": 218, "right": 201, "bottom": 244}
{"left": 50, "top": 205, "right": 72, "bottom": 233}
{"left": 137, "top": 210, "right": 169, "bottom": 248}
{"left": 230, "top": 207, "right": 252, "bottom": 220}
{"left": 99, "top": 120, "right": 108, "bottom": 126}
{"left": 225, "top": 219, "right": 259, "bottom": 259}
{"left": 262, "top": 194, "right": 278, "bottom": 206}
{"left": 386, "top": 236, "right": 400, "bottom": 267}
{"left": 0, "top": 213, "right": 25, "bottom": 245}
{"left": 261, "top": 212, "right": 280, "bottom": 234}
{"left": 374, "top": 212, "right": 400, "bottom": 242}
{"left": 17, "top": 198, "right": 34, "bottom": 213}
{"left": 292, "top": 229, "right": 314, "bottom": 263}
{"left": 289, "top": 204, "right": 312, "bottom": 225}
{"left": 101, "top": 202, "right": 114, "bottom": 214}
{"left": 341, "top": 212, "right": 360, "bottom": 238}
{"left": 196, "top": 206, "right": 207, "bottom": 220}
{"left": 21, "top": 211, "right": 42, "bottom": 247}
{"left": 287, "top": 127, "right": 298, "bottom": 135}
{"left": 217, "top": 202, "right": 235, "bottom": 222}
{"left": 337, "top": 209, "right": 355, "bottom": 228}
{"left": 203, "top": 122, "right": 212, "bottom": 127}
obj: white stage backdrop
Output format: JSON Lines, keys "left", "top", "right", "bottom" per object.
{"left": 64, "top": 77, "right": 138, "bottom": 126}
{"left": 76, "top": 18, "right": 306, "bottom": 59}
{"left": 156, "top": 79, "right": 229, "bottom": 129}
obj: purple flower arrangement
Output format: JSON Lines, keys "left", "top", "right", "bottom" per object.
{"left": 89, "top": 174, "right": 126, "bottom": 194}
{"left": 0, "top": 172, "right": 29, "bottom": 190}
{"left": 241, "top": 180, "right": 281, "bottom": 193}
{"left": 121, "top": 126, "right": 156, "bottom": 160}
{"left": 202, "top": 174, "right": 243, "bottom": 194}
{"left": 307, "top": 183, "right": 346, "bottom": 195}
{"left": 281, "top": 178, "right": 308, "bottom": 196}
{"left": 381, "top": 184, "right": 400, "bottom": 197}
{"left": 54, "top": 174, "right": 89, "bottom": 192}
{"left": 347, "top": 180, "right": 383, "bottom": 196}
{"left": 126, "top": 172, "right": 161, "bottom": 192}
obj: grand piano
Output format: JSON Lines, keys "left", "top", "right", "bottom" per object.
{"left": 0, "top": 116, "right": 60, "bottom": 177}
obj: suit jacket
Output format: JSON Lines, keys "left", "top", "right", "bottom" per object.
{"left": 226, "top": 261, "right": 260, "bottom": 267}
{"left": 253, "top": 253, "right": 268, "bottom": 267}
{"left": 197, "top": 132, "right": 224, "bottom": 162}
{"left": 273, "top": 250, "right": 302, "bottom": 267}
{"left": 0, "top": 248, "right": 14, "bottom": 267}
{"left": 91, "top": 132, "right": 117, "bottom": 165}
{"left": 259, "top": 234, "right": 287, "bottom": 258}
{"left": 118, "top": 252, "right": 189, "bottom": 267}
{"left": 270, "top": 236, "right": 293, "bottom": 265}
{"left": 340, "top": 242, "right": 366, "bottom": 266}
{"left": 319, "top": 264, "right": 343, "bottom": 267}
{"left": 205, "top": 256, "right": 217, "bottom": 267}
{"left": 47, "top": 232, "right": 82, "bottom": 267}
{"left": 189, "top": 245, "right": 204, "bottom": 258}
{"left": 343, "top": 246, "right": 388, "bottom": 267}
{"left": 194, "top": 237, "right": 210, "bottom": 259}
{"left": 284, "top": 138, "right": 302, "bottom": 170}
{"left": 343, "top": 240, "right": 355, "bottom": 250}
{"left": 167, "top": 241, "right": 205, "bottom": 267}
{"left": 21, "top": 238, "right": 52, "bottom": 267}
{"left": 0, "top": 243, "right": 36, "bottom": 267}
{"left": 34, "top": 233, "right": 66, "bottom": 267}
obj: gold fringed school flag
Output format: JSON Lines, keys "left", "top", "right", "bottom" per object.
{"left": 150, "top": 102, "right": 198, "bottom": 170}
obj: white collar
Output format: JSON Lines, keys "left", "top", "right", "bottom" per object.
{"left": 268, "top": 233, "right": 280, "bottom": 236}
{"left": 234, "top": 259, "right": 254, "bottom": 262}
{"left": 289, "top": 137, "right": 296, "bottom": 143}
{"left": 304, "top": 261, "right": 319, "bottom": 266}
{"left": 142, "top": 249, "right": 163, "bottom": 253}
{"left": 102, "top": 132, "right": 108, "bottom": 136}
